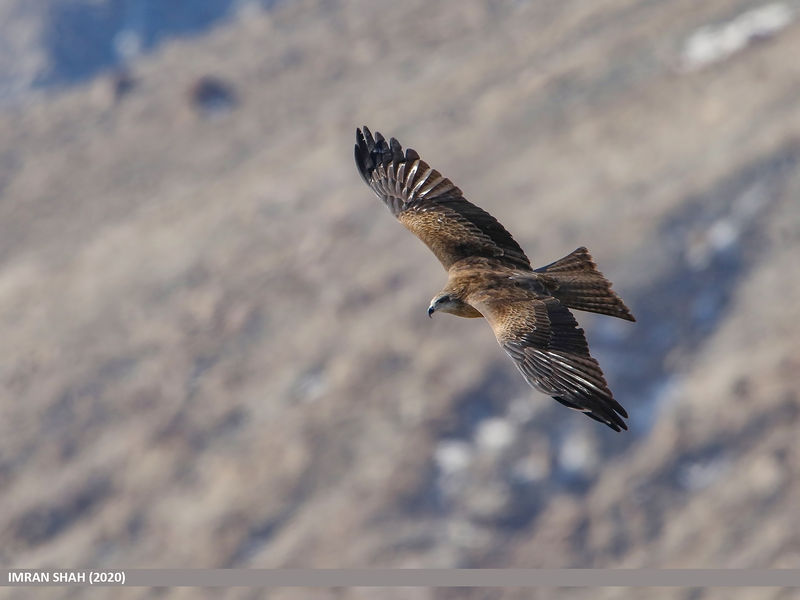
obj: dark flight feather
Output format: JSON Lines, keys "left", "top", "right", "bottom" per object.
{"left": 355, "top": 127, "right": 531, "bottom": 270}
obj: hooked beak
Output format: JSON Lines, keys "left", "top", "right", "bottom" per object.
{"left": 427, "top": 304, "right": 435, "bottom": 318}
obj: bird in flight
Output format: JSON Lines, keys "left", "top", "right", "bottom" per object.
{"left": 354, "top": 127, "right": 635, "bottom": 431}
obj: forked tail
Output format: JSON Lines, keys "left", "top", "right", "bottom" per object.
{"left": 535, "top": 247, "right": 635, "bottom": 321}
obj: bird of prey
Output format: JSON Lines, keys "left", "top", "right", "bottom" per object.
{"left": 354, "top": 127, "right": 635, "bottom": 431}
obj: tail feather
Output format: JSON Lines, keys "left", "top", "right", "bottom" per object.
{"left": 536, "top": 247, "right": 635, "bottom": 322}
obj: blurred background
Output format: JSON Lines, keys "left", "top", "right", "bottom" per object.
{"left": 1, "top": 0, "right": 800, "bottom": 598}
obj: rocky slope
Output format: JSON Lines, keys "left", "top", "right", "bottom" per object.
{"left": 1, "top": 0, "right": 800, "bottom": 598}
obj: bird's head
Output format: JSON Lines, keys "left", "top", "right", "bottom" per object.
{"left": 428, "top": 293, "right": 456, "bottom": 318}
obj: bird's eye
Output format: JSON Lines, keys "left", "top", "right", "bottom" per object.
{"left": 439, "top": 295, "right": 450, "bottom": 304}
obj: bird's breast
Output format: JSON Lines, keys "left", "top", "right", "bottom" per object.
{"left": 454, "top": 303, "right": 485, "bottom": 318}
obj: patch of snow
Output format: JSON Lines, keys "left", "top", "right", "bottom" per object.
{"left": 681, "top": 3, "right": 793, "bottom": 71}
{"left": 113, "top": 30, "right": 142, "bottom": 61}
{"left": 475, "top": 417, "right": 515, "bottom": 451}
{"left": 435, "top": 439, "right": 473, "bottom": 474}
{"left": 558, "top": 431, "right": 598, "bottom": 476}
{"left": 512, "top": 453, "right": 550, "bottom": 483}
{"left": 707, "top": 218, "right": 739, "bottom": 253}
{"left": 678, "top": 455, "right": 730, "bottom": 491}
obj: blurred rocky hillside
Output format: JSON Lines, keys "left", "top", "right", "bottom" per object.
{"left": 1, "top": 1, "right": 800, "bottom": 599}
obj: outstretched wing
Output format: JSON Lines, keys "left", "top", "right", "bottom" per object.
{"left": 472, "top": 292, "right": 628, "bottom": 431}
{"left": 354, "top": 127, "right": 531, "bottom": 271}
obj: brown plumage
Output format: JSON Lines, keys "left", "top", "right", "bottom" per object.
{"left": 355, "top": 127, "right": 635, "bottom": 431}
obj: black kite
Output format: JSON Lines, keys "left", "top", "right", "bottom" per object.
{"left": 354, "top": 127, "right": 635, "bottom": 431}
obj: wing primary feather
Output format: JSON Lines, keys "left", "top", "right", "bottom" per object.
{"left": 354, "top": 126, "right": 532, "bottom": 270}
{"left": 389, "top": 137, "right": 404, "bottom": 163}
{"left": 410, "top": 167, "right": 434, "bottom": 200}
{"left": 402, "top": 160, "right": 420, "bottom": 197}
{"left": 394, "top": 162, "right": 406, "bottom": 196}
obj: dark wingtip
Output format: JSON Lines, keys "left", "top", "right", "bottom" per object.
{"left": 389, "top": 137, "right": 404, "bottom": 162}
{"left": 354, "top": 125, "right": 400, "bottom": 184}
{"left": 354, "top": 126, "right": 420, "bottom": 190}
{"left": 611, "top": 409, "right": 629, "bottom": 431}
{"left": 607, "top": 402, "right": 628, "bottom": 431}
{"left": 601, "top": 414, "right": 627, "bottom": 432}
{"left": 594, "top": 396, "right": 629, "bottom": 431}
{"left": 355, "top": 126, "right": 377, "bottom": 184}
{"left": 555, "top": 393, "right": 629, "bottom": 431}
